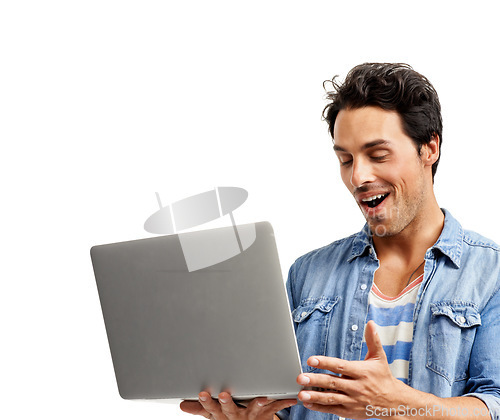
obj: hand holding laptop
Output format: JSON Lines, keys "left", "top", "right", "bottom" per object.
{"left": 180, "top": 390, "right": 297, "bottom": 419}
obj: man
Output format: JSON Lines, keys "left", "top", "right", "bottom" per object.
{"left": 180, "top": 63, "right": 500, "bottom": 419}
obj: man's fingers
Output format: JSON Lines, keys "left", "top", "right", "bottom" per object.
{"left": 306, "top": 355, "right": 363, "bottom": 378}
{"left": 182, "top": 392, "right": 296, "bottom": 419}
{"left": 298, "top": 389, "right": 353, "bottom": 407}
{"left": 218, "top": 392, "right": 242, "bottom": 417}
{"left": 265, "top": 398, "right": 298, "bottom": 413}
{"left": 197, "top": 392, "right": 223, "bottom": 418}
{"left": 246, "top": 397, "right": 272, "bottom": 410}
{"left": 299, "top": 401, "right": 352, "bottom": 416}
{"left": 179, "top": 400, "right": 210, "bottom": 417}
{"left": 297, "top": 372, "right": 352, "bottom": 393}
{"left": 364, "top": 320, "right": 387, "bottom": 361}
{"left": 218, "top": 393, "right": 297, "bottom": 416}
{"left": 246, "top": 397, "right": 297, "bottom": 416}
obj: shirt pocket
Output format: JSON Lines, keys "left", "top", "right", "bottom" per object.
{"left": 426, "top": 301, "right": 481, "bottom": 384}
{"left": 292, "top": 296, "right": 339, "bottom": 373}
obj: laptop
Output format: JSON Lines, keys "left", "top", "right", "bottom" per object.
{"left": 90, "top": 221, "right": 302, "bottom": 401}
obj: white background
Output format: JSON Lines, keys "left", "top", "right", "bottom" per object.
{"left": 2, "top": 1, "right": 499, "bottom": 419}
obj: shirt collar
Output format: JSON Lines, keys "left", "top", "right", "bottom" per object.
{"left": 348, "top": 223, "right": 375, "bottom": 262}
{"left": 428, "top": 208, "right": 463, "bottom": 268}
{"left": 348, "top": 208, "right": 463, "bottom": 268}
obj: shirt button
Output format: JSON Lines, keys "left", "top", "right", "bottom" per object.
{"left": 301, "top": 311, "right": 308, "bottom": 318}
{"left": 458, "top": 316, "right": 466, "bottom": 325}
{"left": 351, "top": 324, "right": 358, "bottom": 331}
{"left": 360, "top": 284, "right": 367, "bottom": 290}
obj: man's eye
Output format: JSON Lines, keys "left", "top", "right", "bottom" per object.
{"left": 371, "top": 155, "right": 388, "bottom": 161}
{"left": 340, "top": 160, "right": 353, "bottom": 166}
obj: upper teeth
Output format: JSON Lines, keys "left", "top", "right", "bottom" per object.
{"left": 362, "top": 194, "right": 387, "bottom": 202}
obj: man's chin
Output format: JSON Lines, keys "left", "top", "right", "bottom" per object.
{"left": 367, "top": 221, "right": 393, "bottom": 237}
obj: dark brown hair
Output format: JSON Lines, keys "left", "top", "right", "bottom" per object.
{"left": 323, "top": 63, "right": 443, "bottom": 179}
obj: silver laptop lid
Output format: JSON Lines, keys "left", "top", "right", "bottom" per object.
{"left": 91, "top": 221, "right": 302, "bottom": 400}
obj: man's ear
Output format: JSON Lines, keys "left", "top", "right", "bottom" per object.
{"left": 420, "top": 134, "right": 440, "bottom": 167}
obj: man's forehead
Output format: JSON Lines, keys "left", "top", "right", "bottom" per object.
{"left": 333, "top": 139, "right": 392, "bottom": 153}
{"left": 333, "top": 107, "right": 412, "bottom": 151}
{"left": 333, "top": 107, "right": 404, "bottom": 138}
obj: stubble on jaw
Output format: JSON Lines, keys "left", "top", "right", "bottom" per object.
{"left": 362, "top": 185, "right": 427, "bottom": 239}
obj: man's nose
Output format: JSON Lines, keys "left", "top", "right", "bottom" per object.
{"left": 350, "top": 159, "right": 375, "bottom": 188}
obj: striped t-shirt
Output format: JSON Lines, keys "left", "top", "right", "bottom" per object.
{"left": 360, "top": 274, "right": 423, "bottom": 384}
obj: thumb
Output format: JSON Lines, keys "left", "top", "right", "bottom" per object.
{"left": 364, "top": 320, "right": 387, "bottom": 361}
{"left": 179, "top": 400, "right": 209, "bottom": 416}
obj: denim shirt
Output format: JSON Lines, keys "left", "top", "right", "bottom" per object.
{"left": 280, "top": 209, "right": 500, "bottom": 420}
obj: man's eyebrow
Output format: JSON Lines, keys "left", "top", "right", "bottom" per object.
{"left": 333, "top": 144, "right": 347, "bottom": 152}
{"left": 362, "top": 139, "right": 391, "bottom": 150}
{"left": 333, "top": 139, "right": 391, "bottom": 153}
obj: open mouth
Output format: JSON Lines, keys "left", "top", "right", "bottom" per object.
{"left": 361, "top": 193, "right": 389, "bottom": 209}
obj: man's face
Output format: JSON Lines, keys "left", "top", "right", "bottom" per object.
{"left": 333, "top": 106, "right": 432, "bottom": 237}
